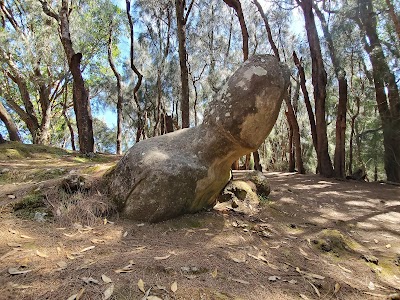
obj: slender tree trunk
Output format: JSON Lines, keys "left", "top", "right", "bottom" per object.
{"left": 385, "top": 0, "right": 400, "bottom": 43}
{"left": 297, "top": 0, "right": 333, "bottom": 177}
{"left": 356, "top": 0, "right": 400, "bottom": 182}
{"left": 0, "top": 101, "right": 21, "bottom": 141}
{"left": 126, "top": 0, "right": 144, "bottom": 142}
{"left": 253, "top": 0, "right": 279, "bottom": 58}
{"left": 349, "top": 96, "right": 360, "bottom": 175}
{"left": 223, "top": 0, "right": 249, "bottom": 61}
{"left": 62, "top": 83, "right": 76, "bottom": 151}
{"left": 314, "top": 3, "right": 348, "bottom": 178}
{"left": 59, "top": 0, "right": 93, "bottom": 153}
{"left": 175, "top": 0, "right": 192, "bottom": 128}
{"left": 108, "top": 22, "right": 123, "bottom": 155}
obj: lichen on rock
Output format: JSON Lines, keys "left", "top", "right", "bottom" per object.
{"left": 104, "top": 55, "right": 290, "bottom": 222}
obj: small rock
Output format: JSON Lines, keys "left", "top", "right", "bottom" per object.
{"left": 1, "top": 168, "right": 10, "bottom": 174}
{"left": 268, "top": 276, "right": 281, "bottom": 281}
{"left": 34, "top": 212, "right": 47, "bottom": 222}
{"left": 7, "top": 194, "right": 16, "bottom": 199}
{"left": 361, "top": 254, "right": 379, "bottom": 265}
{"left": 61, "top": 175, "right": 88, "bottom": 193}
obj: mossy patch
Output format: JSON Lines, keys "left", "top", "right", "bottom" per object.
{"left": 0, "top": 142, "right": 70, "bottom": 160}
{"left": 13, "top": 191, "right": 51, "bottom": 220}
{"left": 312, "top": 229, "right": 363, "bottom": 257}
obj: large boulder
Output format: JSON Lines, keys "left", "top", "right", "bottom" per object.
{"left": 105, "top": 55, "right": 290, "bottom": 222}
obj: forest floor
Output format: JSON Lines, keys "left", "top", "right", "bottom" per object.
{"left": 0, "top": 143, "right": 400, "bottom": 300}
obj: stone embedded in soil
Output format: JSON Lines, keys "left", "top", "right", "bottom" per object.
{"left": 104, "top": 55, "right": 290, "bottom": 222}
{"left": 361, "top": 254, "right": 379, "bottom": 265}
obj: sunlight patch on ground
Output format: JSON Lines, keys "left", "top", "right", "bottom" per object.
{"left": 371, "top": 212, "right": 400, "bottom": 224}
{"left": 318, "top": 208, "right": 350, "bottom": 221}
{"left": 279, "top": 197, "right": 297, "bottom": 204}
{"left": 356, "top": 222, "right": 379, "bottom": 230}
{"left": 345, "top": 200, "right": 377, "bottom": 208}
{"left": 308, "top": 216, "right": 329, "bottom": 225}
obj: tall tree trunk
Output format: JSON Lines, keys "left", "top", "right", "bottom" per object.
{"left": 314, "top": 4, "right": 348, "bottom": 178}
{"left": 62, "top": 85, "right": 76, "bottom": 151}
{"left": 0, "top": 101, "right": 21, "bottom": 141}
{"left": 223, "top": 0, "right": 249, "bottom": 61}
{"left": 385, "top": 0, "right": 400, "bottom": 43}
{"left": 108, "top": 22, "right": 123, "bottom": 155}
{"left": 356, "top": 0, "right": 400, "bottom": 182}
{"left": 175, "top": 0, "right": 193, "bottom": 128}
{"left": 297, "top": 0, "right": 333, "bottom": 177}
{"left": 59, "top": 1, "right": 93, "bottom": 153}
{"left": 40, "top": 0, "right": 94, "bottom": 153}
{"left": 348, "top": 96, "right": 360, "bottom": 175}
{"left": 126, "top": 0, "right": 144, "bottom": 142}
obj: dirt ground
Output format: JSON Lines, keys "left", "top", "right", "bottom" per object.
{"left": 1, "top": 144, "right": 400, "bottom": 300}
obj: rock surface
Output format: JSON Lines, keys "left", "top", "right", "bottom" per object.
{"left": 105, "top": 55, "right": 290, "bottom": 222}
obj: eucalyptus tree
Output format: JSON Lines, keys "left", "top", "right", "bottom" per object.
{"left": 295, "top": 0, "right": 334, "bottom": 177}
{"left": 0, "top": 0, "right": 67, "bottom": 144}
{"left": 351, "top": 0, "right": 400, "bottom": 182}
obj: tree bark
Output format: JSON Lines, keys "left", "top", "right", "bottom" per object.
{"left": 223, "top": 0, "right": 249, "bottom": 61}
{"left": 175, "top": 0, "right": 192, "bottom": 128}
{"left": 356, "top": 0, "right": 400, "bottom": 182}
{"left": 297, "top": 0, "right": 333, "bottom": 177}
{"left": 0, "top": 101, "right": 21, "bottom": 141}
{"left": 40, "top": 0, "right": 94, "bottom": 153}
{"left": 62, "top": 84, "right": 76, "bottom": 151}
{"left": 108, "top": 22, "right": 123, "bottom": 155}
{"left": 385, "top": 0, "right": 400, "bottom": 43}
{"left": 314, "top": 3, "right": 348, "bottom": 178}
{"left": 349, "top": 96, "right": 360, "bottom": 175}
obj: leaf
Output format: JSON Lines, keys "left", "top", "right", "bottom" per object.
{"left": 154, "top": 254, "right": 171, "bottom": 260}
{"left": 296, "top": 267, "right": 325, "bottom": 280}
{"left": 8, "top": 282, "right": 33, "bottom": 289}
{"left": 288, "top": 279, "right": 297, "bottom": 284}
{"left": 146, "top": 297, "right": 162, "bottom": 300}
{"left": 103, "top": 218, "right": 108, "bottom": 225}
{"left": 91, "top": 239, "right": 105, "bottom": 244}
{"left": 76, "top": 288, "right": 85, "bottom": 300}
{"left": 101, "top": 274, "right": 112, "bottom": 283}
{"left": 123, "top": 231, "right": 128, "bottom": 237}
{"left": 138, "top": 279, "right": 145, "bottom": 293}
{"left": 231, "top": 278, "right": 250, "bottom": 284}
{"left": 20, "top": 235, "right": 33, "bottom": 239}
{"left": 211, "top": 268, "right": 218, "bottom": 278}
{"left": 385, "top": 244, "right": 392, "bottom": 249}
{"left": 36, "top": 250, "right": 48, "bottom": 258}
{"left": 63, "top": 233, "right": 77, "bottom": 237}
{"left": 67, "top": 293, "right": 78, "bottom": 300}
{"left": 79, "top": 246, "right": 95, "bottom": 253}
{"left": 171, "top": 281, "right": 177, "bottom": 293}
{"left": 81, "top": 277, "right": 99, "bottom": 284}
{"left": 114, "top": 261, "right": 135, "bottom": 273}
{"left": 56, "top": 261, "right": 67, "bottom": 269}
{"left": 337, "top": 264, "right": 352, "bottom": 273}
{"left": 7, "top": 242, "right": 22, "bottom": 247}
{"left": 299, "top": 294, "right": 311, "bottom": 300}
{"left": 309, "top": 281, "right": 320, "bottom": 297}
{"left": 334, "top": 282, "right": 341, "bottom": 294}
{"left": 103, "top": 284, "right": 114, "bottom": 300}
{"left": 8, "top": 267, "right": 32, "bottom": 275}
{"left": 299, "top": 248, "right": 309, "bottom": 257}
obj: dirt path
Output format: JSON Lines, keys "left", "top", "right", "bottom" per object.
{"left": 1, "top": 156, "right": 400, "bottom": 299}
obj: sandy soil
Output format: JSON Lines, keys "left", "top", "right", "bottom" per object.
{"left": 1, "top": 154, "right": 400, "bottom": 300}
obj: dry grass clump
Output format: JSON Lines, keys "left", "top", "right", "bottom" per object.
{"left": 45, "top": 179, "right": 116, "bottom": 226}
